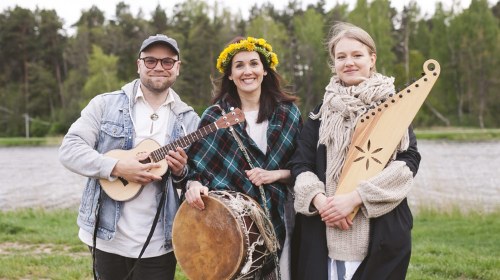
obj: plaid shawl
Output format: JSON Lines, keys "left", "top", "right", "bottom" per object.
{"left": 186, "top": 98, "right": 302, "bottom": 268}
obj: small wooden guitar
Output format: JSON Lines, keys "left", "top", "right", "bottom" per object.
{"left": 334, "top": 59, "right": 441, "bottom": 220}
{"left": 99, "top": 108, "right": 245, "bottom": 202}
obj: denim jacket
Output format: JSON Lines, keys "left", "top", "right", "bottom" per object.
{"left": 60, "top": 79, "right": 199, "bottom": 250}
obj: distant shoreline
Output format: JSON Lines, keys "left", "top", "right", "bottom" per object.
{"left": 1, "top": 129, "right": 500, "bottom": 146}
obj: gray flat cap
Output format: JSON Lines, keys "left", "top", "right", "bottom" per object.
{"left": 139, "top": 34, "right": 180, "bottom": 59}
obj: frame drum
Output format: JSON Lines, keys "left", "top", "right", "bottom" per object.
{"left": 172, "top": 191, "right": 267, "bottom": 280}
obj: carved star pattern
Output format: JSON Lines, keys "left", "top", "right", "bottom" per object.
{"left": 353, "top": 140, "right": 383, "bottom": 170}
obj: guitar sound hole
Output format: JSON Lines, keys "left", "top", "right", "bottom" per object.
{"left": 140, "top": 157, "right": 152, "bottom": 164}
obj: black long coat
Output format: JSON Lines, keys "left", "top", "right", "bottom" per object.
{"left": 290, "top": 103, "right": 421, "bottom": 280}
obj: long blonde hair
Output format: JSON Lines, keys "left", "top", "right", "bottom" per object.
{"left": 326, "top": 22, "right": 377, "bottom": 74}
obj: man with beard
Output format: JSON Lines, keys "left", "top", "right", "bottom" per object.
{"left": 60, "top": 34, "right": 199, "bottom": 280}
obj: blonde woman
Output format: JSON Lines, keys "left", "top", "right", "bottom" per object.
{"left": 291, "top": 23, "right": 420, "bottom": 280}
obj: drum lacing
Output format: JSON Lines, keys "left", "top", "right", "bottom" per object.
{"left": 211, "top": 191, "right": 279, "bottom": 278}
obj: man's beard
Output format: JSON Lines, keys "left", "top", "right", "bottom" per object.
{"left": 141, "top": 75, "right": 175, "bottom": 94}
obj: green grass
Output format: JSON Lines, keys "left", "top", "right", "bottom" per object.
{"left": 0, "top": 136, "right": 63, "bottom": 146}
{"left": 1, "top": 128, "right": 499, "bottom": 146}
{"left": 409, "top": 209, "right": 500, "bottom": 280}
{"left": 0, "top": 208, "right": 188, "bottom": 280}
{"left": 1, "top": 208, "right": 499, "bottom": 279}
{"left": 414, "top": 128, "right": 500, "bottom": 140}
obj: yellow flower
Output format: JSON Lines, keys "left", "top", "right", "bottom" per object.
{"left": 216, "top": 37, "right": 278, "bottom": 73}
{"left": 271, "top": 53, "right": 278, "bottom": 65}
{"left": 220, "top": 51, "right": 228, "bottom": 60}
{"left": 245, "top": 41, "right": 255, "bottom": 51}
{"left": 247, "top": 37, "right": 257, "bottom": 43}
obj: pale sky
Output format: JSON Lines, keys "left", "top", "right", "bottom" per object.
{"left": 0, "top": 0, "right": 492, "bottom": 36}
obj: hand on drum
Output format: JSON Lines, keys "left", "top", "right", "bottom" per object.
{"left": 185, "top": 181, "right": 209, "bottom": 211}
{"left": 245, "top": 168, "right": 282, "bottom": 186}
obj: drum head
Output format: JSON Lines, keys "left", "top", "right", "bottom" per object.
{"left": 173, "top": 195, "right": 245, "bottom": 280}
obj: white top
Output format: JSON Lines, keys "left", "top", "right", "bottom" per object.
{"left": 244, "top": 110, "right": 268, "bottom": 154}
{"left": 79, "top": 86, "right": 175, "bottom": 258}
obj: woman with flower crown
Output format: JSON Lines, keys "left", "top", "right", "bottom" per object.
{"left": 290, "top": 23, "right": 421, "bottom": 280}
{"left": 184, "top": 36, "right": 303, "bottom": 279}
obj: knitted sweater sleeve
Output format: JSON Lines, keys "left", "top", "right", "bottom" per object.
{"left": 294, "top": 171, "right": 325, "bottom": 216}
{"left": 292, "top": 104, "right": 326, "bottom": 216}
{"left": 356, "top": 160, "right": 413, "bottom": 218}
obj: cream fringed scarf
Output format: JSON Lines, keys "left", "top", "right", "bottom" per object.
{"left": 310, "top": 73, "right": 410, "bottom": 191}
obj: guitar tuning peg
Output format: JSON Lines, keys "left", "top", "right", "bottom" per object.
{"left": 421, "top": 72, "right": 425, "bottom": 76}
{"left": 370, "top": 105, "right": 375, "bottom": 109}
{"left": 404, "top": 83, "right": 409, "bottom": 88}
{"left": 230, "top": 107, "right": 234, "bottom": 111}
{"left": 397, "top": 88, "right": 401, "bottom": 92}
{"left": 381, "top": 98, "right": 387, "bottom": 103}
{"left": 412, "top": 78, "right": 417, "bottom": 83}
{"left": 389, "top": 94, "right": 394, "bottom": 97}
{"left": 229, "top": 127, "right": 233, "bottom": 131}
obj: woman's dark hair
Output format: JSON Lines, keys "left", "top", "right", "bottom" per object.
{"left": 211, "top": 36, "right": 299, "bottom": 123}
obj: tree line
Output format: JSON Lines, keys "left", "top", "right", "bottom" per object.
{"left": 1, "top": 0, "right": 499, "bottom": 137}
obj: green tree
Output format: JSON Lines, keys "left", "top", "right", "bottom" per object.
{"left": 82, "top": 45, "right": 124, "bottom": 105}
{"left": 368, "top": 0, "right": 397, "bottom": 75}
{"left": 38, "top": 9, "right": 66, "bottom": 113}
{"left": 294, "top": 8, "right": 329, "bottom": 111}
{"left": 247, "top": 13, "right": 290, "bottom": 80}
{"left": 151, "top": 4, "right": 168, "bottom": 34}
{"left": 450, "top": 0, "right": 499, "bottom": 127}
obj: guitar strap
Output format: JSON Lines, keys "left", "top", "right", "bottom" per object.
{"left": 92, "top": 174, "right": 168, "bottom": 280}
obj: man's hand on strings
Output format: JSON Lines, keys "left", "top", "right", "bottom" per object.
{"left": 165, "top": 147, "right": 187, "bottom": 176}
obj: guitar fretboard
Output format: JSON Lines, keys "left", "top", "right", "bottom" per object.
{"left": 149, "top": 122, "right": 217, "bottom": 162}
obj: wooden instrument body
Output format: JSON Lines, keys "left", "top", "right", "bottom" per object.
{"left": 335, "top": 60, "right": 441, "bottom": 220}
{"left": 172, "top": 192, "right": 266, "bottom": 280}
{"left": 99, "top": 139, "right": 166, "bottom": 201}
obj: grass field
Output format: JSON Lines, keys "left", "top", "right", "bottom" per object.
{"left": 0, "top": 136, "right": 63, "bottom": 146}
{"left": 0, "top": 208, "right": 499, "bottom": 280}
{"left": 414, "top": 128, "right": 500, "bottom": 141}
{"left": 1, "top": 128, "right": 500, "bottom": 146}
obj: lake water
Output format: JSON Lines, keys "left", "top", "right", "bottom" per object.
{"left": 0, "top": 141, "right": 499, "bottom": 212}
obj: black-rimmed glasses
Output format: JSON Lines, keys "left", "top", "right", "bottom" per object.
{"left": 139, "top": 57, "right": 179, "bottom": 70}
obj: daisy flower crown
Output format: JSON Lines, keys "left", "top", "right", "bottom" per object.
{"left": 216, "top": 37, "right": 279, "bottom": 74}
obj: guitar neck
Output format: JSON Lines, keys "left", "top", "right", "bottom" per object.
{"left": 149, "top": 122, "right": 218, "bottom": 162}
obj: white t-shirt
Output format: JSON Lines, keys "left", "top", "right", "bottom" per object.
{"left": 79, "top": 86, "right": 175, "bottom": 258}
{"left": 244, "top": 110, "right": 268, "bottom": 154}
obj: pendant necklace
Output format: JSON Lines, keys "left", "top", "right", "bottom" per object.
{"left": 150, "top": 112, "right": 159, "bottom": 133}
